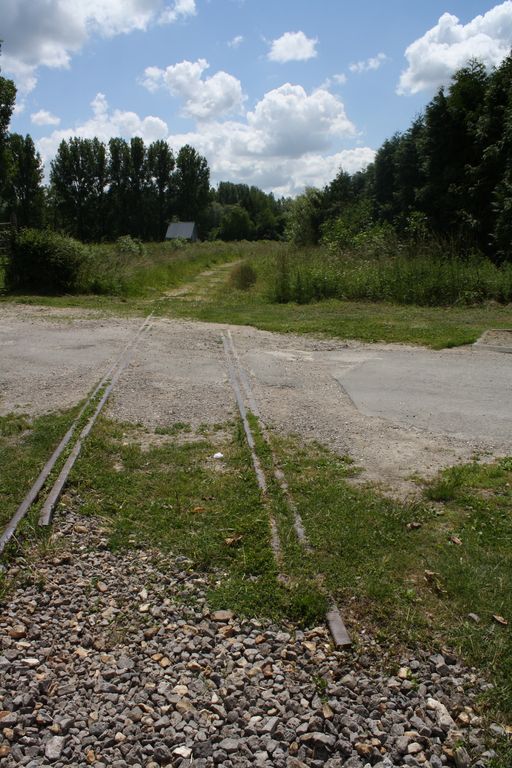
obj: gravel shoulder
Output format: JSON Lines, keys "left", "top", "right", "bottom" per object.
{"left": 0, "top": 510, "right": 496, "bottom": 768}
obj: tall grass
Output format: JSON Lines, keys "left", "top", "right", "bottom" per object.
{"left": 272, "top": 246, "right": 512, "bottom": 307}
{"left": 1, "top": 238, "right": 246, "bottom": 298}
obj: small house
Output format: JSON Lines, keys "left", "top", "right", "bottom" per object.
{"left": 165, "top": 221, "right": 199, "bottom": 242}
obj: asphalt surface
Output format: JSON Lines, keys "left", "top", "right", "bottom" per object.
{"left": 331, "top": 345, "right": 512, "bottom": 443}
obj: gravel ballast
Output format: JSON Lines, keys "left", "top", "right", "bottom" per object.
{"left": 0, "top": 513, "right": 497, "bottom": 767}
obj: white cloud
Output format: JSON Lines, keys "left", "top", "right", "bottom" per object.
{"left": 31, "top": 109, "right": 61, "bottom": 126}
{"left": 168, "top": 121, "right": 374, "bottom": 196}
{"left": 228, "top": 35, "right": 244, "bottom": 49}
{"left": 37, "top": 92, "right": 168, "bottom": 166}
{"left": 159, "top": 0, "right": 196, "bottom": 25}
{"left": 165, "top": 84, "right": 369, "bottom": 196}
{"left": 398, "top": 1, "right": 512, "bottom": 95}
{"left": 321, "top": 73, "right": 347, "bottom": 89}
{"left": 1, "top": 0, "right": 196, "bottom": 94}
{"left": 247, "top": 84, "right": 355, "bottom": 156}
{"left": 268, "top": 31, "right": 318, "bottom": 63}
{"left": 349, "top": 53, "right": 388, "bottom": 74}
{"left": 141, "top": 59, "right": 245, "bottom": 120}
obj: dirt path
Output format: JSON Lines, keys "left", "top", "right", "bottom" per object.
{"left": 1, "top": 303, "right": 510, "bottom": 497}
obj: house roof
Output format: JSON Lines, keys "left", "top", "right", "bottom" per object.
{"left": 165, "top": 221, "right": 197, "bottom": 239}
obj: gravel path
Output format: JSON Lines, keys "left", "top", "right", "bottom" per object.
{"left": 0, "top": 512, "right": 497, "bottom": 768}
{"left": 1, "top": 305, "right": 509, "bottom": 497}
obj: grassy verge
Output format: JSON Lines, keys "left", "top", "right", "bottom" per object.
{"left": 270, "top": 434, "right": 512, "bottom": 720}
{"left": 52, "top": 410, "right": 512, "bottom": 718}
{"left": 3, "top": 240, "right": 511, "bottom": 347}
{"left": 0, "top": 408, "right": 80, "bottom": 533}
{"left": 2, "top": 403, "right": 511, "bottom": 747}
{"left": 160, "top": 260, "right": 512, "bottom": 348}
{"left": 0, "top": 241, "right": 252, "bottom": 312}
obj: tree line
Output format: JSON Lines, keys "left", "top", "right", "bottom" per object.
{"left": 287, "top": 54, "right": 512, "bottom": 263}
{"left": 3, "top": 49, "right": 512, "bottom": 259}
{"left": 0, "top": 55, "right": 287, "bottom": 242}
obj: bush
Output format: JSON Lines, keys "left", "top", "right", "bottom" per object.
{"left": 116, "top": 234, "right": 145, "bottom": 257}
{"left": 229, "top": 261, "right": 257, "bottom": 290}
{"left": 6, "top": 228, "right": 92, "bottom": 294}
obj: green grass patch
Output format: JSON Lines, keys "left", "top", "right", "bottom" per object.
{"left": 0, "top": 407, "right": 79, "bottom": 532}
{"left": 66, "top": 417, "right": 311, "bottom": 621}
{"left": 269, "top": 434, "right": 512, "bottom": 720}
{"left": 161, "top": 267, "right": 512, "bottom": 349}
{"left": 150, "top": 241, "right": 512, "bottom": 349}
{"left": 3, "top": 240, "right": 511, "bottom": 348}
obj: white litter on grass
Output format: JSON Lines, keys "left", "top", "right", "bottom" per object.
{"left": 213, "top": 452, "right": 224, "bottom": 459}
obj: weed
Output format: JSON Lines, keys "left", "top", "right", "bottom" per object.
{"left": 0, "top": 413, "right": 30, "bottom": 437}
{"left": 155, "top": 422, "right": 191, "bottom": 436}
{"left": 229, "top": 261, "right": 257, "bottom": 290}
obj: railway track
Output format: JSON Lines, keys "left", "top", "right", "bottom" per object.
{"left": 0, "top": 313, "right": 153, "bottom": 557}
{"left": 221, "top": 329, "right": 351, "bottom": 647}
{"left": 1, "top": 316, "right": 350, "bottom": 646}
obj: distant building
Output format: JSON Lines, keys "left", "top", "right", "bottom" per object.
{"left": 165, "top": 221, "right": 199, "bottom": 242}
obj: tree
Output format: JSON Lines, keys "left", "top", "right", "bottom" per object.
{"left": 147, "top": 140, "right": 174, "bottom": 240}
{"left": 107, "top": 137, "right": 131, "bottom": 237}
{"left": 173, "top": 145, "right": 210, "bottom": 222}
{"left": 127, "top": 137, "right": 148, "bottom": 238}
{"left": 6, "top": 134, "right": 44, "bottom": 227}
{"left": 50, "top": 137, "right": 108, "bottom": 240}
{"left": 219, "top": 205, "right": 254, "bottom": 241}
{"left": 0, "top": 46, "right": 17, "bottom": 217}
{"left": 285, "top": 188, "right": 324, "bottom": 245}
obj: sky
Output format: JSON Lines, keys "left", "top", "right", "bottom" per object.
{"left": 3, "top": 0, "right": 512, "bottom": 197}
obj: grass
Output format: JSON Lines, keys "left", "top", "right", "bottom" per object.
{"left": 62, "top": 417, "right": 313, "bottom": 622}
{"left": 271, "top": 247, "right": 512, "bottom": 307}
{"left": 0, "top": 407, "right": 79, "bottom": 532}
{"left": 269, "top": 435, "right": 512, "bottom": 721}
{"left": 2, "top": 240, "right": 511, "bottom": 348}
{"left": 33, "top": 406, "right": 511, "bottom": 720}
{"left": 2, "top": 401, "right": 512, "bottom": 762}
{"left": 160, "top": 257, "right": 512, "bottom": 348}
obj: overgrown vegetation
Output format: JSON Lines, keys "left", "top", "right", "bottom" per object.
{"left": 65, "top": 417, "right": 325, "bottom": 623}
{"left": 6, "top": 228, "right": 93, "bottom": 293}
{"left": 229, "top": 260, "right": 257, "bottom": 290}
{"left": 16, "top": 407, "right": 509, "bottom": 721}
{"left": 158, "top": 243, "right": 512, "bottom": 349}
{"left": 271, "top": 247, "right": 512, "bottom": 306}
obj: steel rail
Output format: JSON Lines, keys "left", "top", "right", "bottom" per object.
{"left": 223, "top": 330, "right": 352, "bottom": 648}
{"left": 225, "top": 330, "right": 311, "bottom": 550}
{"left": 38, "top": 316, "right": 153, "bottom": 526}
{"left": 0, "top": 314, "right": 153, "bottom": 555}
{"left": 221, "top": 332, "right": 283, "bottom": 565}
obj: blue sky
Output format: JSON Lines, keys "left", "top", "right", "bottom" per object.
{"left": 3, "top": 0, "right": 512, "bottom": 195}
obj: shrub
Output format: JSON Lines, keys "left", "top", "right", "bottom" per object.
{"left": 164, "top": 237, "right": 188, "bottom": 252}
{"left": 229, "top": 260, "right": 257, "bottom": 290}
{"left": 116, "top": 234, "right": 145, "bottom": 257}
{"left": 6, "top": 228, "right": 92, "bottom": 294}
